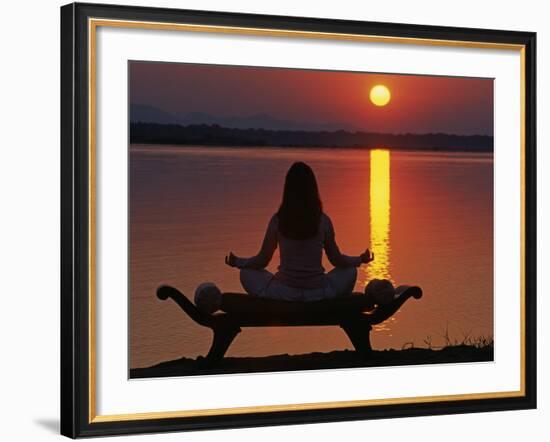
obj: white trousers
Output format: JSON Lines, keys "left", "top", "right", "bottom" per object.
{"left": 239, "top": 267, "right": 358, "bottom": 302}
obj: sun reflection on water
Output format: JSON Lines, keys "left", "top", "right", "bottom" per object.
{"left": 366, "top": 149, "right": 392, "bottom": 283}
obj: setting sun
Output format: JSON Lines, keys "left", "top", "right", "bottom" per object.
{"left": 370, "top": 84, "right": 391, "bottom": 106}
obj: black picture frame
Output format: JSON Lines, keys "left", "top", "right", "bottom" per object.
{"left": 60, "top": 2, "right": 537, "bottom": 438}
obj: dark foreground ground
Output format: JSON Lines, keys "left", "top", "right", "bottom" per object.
{"left": 130, "top": 345, "right": 493, "bottom": 379}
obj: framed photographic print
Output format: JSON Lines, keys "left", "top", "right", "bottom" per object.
{"left": 60, "top": 2, "right": 537, "bottom": 438}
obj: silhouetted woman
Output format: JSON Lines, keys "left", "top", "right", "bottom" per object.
{"left": 225, "top": 161, "right": 374, "bottom": 301}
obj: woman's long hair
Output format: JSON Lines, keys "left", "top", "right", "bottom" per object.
{"left": 277, "top": 162, "right": 323, "bottom": 240}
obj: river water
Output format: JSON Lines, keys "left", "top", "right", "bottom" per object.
{"left": 129, "top": 146, "right": 493, "bottom": 369}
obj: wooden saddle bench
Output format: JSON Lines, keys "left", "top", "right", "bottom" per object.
{"left": 157, "top": 285, "right": 422, "bottom": 366}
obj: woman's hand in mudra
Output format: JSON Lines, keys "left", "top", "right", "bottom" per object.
{"left": 360, "top": 249, "right": 375, "bottom": 264}
{"left": 225, "top": 251, "right": 238, "bottom": 267}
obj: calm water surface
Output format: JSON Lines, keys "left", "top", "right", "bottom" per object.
{"left": 130, "top": 146, "right": 493, "bottom": 369}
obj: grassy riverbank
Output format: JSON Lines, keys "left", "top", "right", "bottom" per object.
{"left": 130, "top": 343, "right": 493, "bottom": 379}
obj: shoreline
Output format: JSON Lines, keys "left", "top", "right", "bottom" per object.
{"left": 130, "top": 344, "right": 494, "bottom": 379}
{"left": 130, "top": 121, "right": 493, "bottom": 152}
{"left": 129, "top": 143, "right": 495, "bottom": 154}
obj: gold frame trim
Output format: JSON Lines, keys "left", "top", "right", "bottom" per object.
{"left": 87, "top": 18, "right": 527, "bottom": 424}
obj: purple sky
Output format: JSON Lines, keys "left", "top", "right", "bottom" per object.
{"left": 129, "top": 61, "right": 494, "bottom": 135}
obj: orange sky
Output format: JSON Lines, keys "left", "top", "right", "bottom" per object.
{"left": 130, "top": 61, "right": 494, "bottom": 135}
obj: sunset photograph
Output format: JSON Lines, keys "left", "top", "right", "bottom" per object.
{"left": 128, "top": 61, "right": 494, "bottom": 378}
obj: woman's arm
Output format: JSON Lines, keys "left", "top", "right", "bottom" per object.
{"left": 323, "top": 215, "right": 363, "bottom": 268}
{"left": 232, "top": 215, "right": 278, "bottom": 270}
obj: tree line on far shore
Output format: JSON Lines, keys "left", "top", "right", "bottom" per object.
{"left": 130, "top": 122, "right": 493, "bottom": 152}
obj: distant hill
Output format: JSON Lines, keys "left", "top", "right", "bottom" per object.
{"left": 130, "top": 104, "right": 181, "bottom": 125}
{"left": 130, "top": 103, "right": 358, "bottom": 132}
{"left": 130, "top": 122, "right": 493, "bottom": 152}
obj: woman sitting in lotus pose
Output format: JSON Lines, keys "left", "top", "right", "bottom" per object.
{"left": 225, "top": 161, "right": 374, "bottom": 301}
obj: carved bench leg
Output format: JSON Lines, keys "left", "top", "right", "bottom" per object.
{"left": 341, "top": 321, "right": 373, "bottom": 358}
{"left": 203, "top": 324, "right": 241, "bottom": 366}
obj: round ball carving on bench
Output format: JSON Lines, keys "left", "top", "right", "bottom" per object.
{"left": 194, "top": 282, "right": 223, "bottom": 314}
{"left": 365, "top": 278, "right": 396, "bottom": 305}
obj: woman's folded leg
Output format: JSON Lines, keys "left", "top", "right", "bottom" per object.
{"left": 240, "top": 267, "right": 358, "bottom": 300}
{"left": 239, "top": 268, "right": 274, "bottom": 296}
{"left": 326, "top": 266, "right": 358, "bottom": 297}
